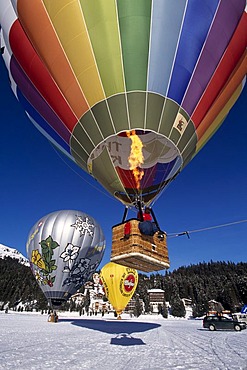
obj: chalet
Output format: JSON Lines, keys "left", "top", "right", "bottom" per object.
{"left": 147, "top": 288, "right": 165, "bottom": 313}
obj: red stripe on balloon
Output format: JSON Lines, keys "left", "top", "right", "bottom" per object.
{"left": 192, "top": 12, "right": 247, "bottom": 128}
{"left": 9, "top": 20, "right": 78, "bottom": 132}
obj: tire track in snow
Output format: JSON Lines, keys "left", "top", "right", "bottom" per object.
{"left": 224, "top": 335, "right": 247, "bottom": 362}
{"left": 209, "top": 334, "right": 247, "bottom": 368}
{"left": 159, "top": 326, "right": 245, "bottom": 369}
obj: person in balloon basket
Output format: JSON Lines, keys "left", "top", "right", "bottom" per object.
{"left": 138, "top": 207, "right": 164, "bottom": 240}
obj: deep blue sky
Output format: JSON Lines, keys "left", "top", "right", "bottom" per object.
{"left": 0, "top": 56, "right": 246, "bottom": 273}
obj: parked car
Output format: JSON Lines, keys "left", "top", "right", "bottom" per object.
{"left": 203, "top": 315, "right": 247, "bottom": 331}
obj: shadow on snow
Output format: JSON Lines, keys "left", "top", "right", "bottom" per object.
{"left": 58, "top": 317, "right": 161, "bottom": 346}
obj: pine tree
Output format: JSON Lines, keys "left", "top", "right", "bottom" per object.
{"left": 1, "top": 257, "right": 247, "bottom": 313}
{"left": 84, "top": 289, "right": 90, "bottom": 314}
{"left": 133, "top": 294, "right": 142, "bottom": 317}
{"left": 170, "top": 291, "right": 186, "bottom": 318}
{"left": 192, "top": 300, "right": 208, "bottom": 318}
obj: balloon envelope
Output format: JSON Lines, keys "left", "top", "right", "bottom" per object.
{"left": 26, "top": 210, "right": 106, "bottom": 306}
{"left": 0, "top": 1, "right": 246, "bottom": 206}
{"left": 100, "top": 262, "right": 138, "bottom": 317}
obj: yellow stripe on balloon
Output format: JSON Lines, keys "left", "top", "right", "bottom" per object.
{"left": 43, "top": 0, "right": 105, "bottom": 107}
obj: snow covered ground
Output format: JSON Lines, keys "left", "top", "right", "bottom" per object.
{"left": 0, "top": 311, "right": 246, "bottom": 370}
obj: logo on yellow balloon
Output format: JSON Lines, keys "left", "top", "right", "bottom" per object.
{"left": 120, "top": 271, "right": 137, "bottom": 297}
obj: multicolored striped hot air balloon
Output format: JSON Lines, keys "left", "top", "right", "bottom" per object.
{"left": 0, "top": 0, "right": 246, "bottom": 207}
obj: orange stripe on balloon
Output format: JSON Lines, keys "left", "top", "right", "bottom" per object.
{"left": 195, "top": 83, "right": 243, "bottom": 154}
{"left": 196, "top": 51, "right": 246, "bottom": 142}
{"left": 17, "top": 0, "right": 89, "bottom": 119}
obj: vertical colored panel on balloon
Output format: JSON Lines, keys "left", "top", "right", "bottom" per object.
{"left": 181, "top": 0, "right": 246, "bottom": 115}
{"left": 43, "top": 0, "right": 105, "bottom": 106}
{"left": 196, "top": 53, "right": 246, "bottom": 142}
{"left": 80, "top": 0, "right": 125, "bottom": 98}
{"left": 16, "top": 0, "right": 89, "bottom": 118}
{"left": 147, "top": 0, "right": 187, "bottom": 97}
{"left": 167, "top": 0, "right": 219, "bottom": 104}
{"left": 78, "top": 111, "right": 105, "bottom": 150}
{"left": 177, "top": 121, "right": 197, "bottom": 155}
{"left": 91, "top": 100, "right": 116, "bottom": 138}
{"left": 145, "top": 93, "right": 165, "bottom": 132}
{"left": 127, "top": 92, "right": 146, "bottom": 129}
{"left": 75, "top": 112, "right": 103, "bottom": 153}
{"left": 169, "top": 129, "right": 181, "bottom": 146}
{"left": 116, "top": 168, "right": 136, "bottom": 190}
{"left": 191, "top": 12, "right": 247, "bottom": 127}
{"left": 140, "top": 166, "right": 157, "bottom": 189}
{"left": 70, "top": 128, "right": 92, "bottom": 173}
{"left": 196, "top": 81, "right": 245, "bottom": 153}
{"left": 117, "top": 0, "right": 151, "bottom": 91}
{"left": 10, "top": 56, "right": 71, "bottom": 145}
{"left": 108, "top": 95, "right": 129, "bottom": 133}
{"left": 159, "top": 100, "right": 180, "bottom": 137}
{"left": 9, "top": 20, "right": 78, "bottom": 132}
{"left": 91, "top": 147, "right": 127, "bottom": 195}
{"left": 168, "top": 109, "right": 191, "bottom": 146}
{"left": 181, "top": 142, "right": 196, "bottom": 168}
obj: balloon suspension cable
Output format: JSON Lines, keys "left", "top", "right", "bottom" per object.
{"left": 50, "top": 144, "right": 116, "bottom": 202}
{"left": 167, "top": 219, "right": 247, "bottom": 239}
{"left": 122, "top": 206, "right": 129, "bottom": 223}
{"left": 48, "top": 300, "right": 53, "bottom": 312}
{"left": 150, "top": 207, "right": 161, "bottom": 232}
{"left": 136, "top": 200, "right": 144, "bottom": 221}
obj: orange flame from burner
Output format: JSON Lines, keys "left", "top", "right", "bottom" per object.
{"left": 126, "top": 130, "right": 144, "bottom": 190}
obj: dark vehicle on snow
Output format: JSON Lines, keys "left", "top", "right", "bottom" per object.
{"left": 203, "top": 315, "right": 247, "bottom": 331}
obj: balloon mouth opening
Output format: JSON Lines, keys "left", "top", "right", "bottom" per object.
{"left": 114, "top": 188, "right": 164, "bottom": 206}
{"left": 50, "top": 299, "right": 65, "bottom": 307}
{"left": 88, "top": 130, "right": 182, "bottom": 206}
{"left": 114, "top": 174, "right": 178, "bottom": 206}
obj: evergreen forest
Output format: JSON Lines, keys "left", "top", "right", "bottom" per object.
{"left": 0, "top": 257, "right": 246, "bottom": 317}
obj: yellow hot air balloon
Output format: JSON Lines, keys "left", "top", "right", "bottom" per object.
{"left": 100, "top": 262, "right": 138, "bottom": 319}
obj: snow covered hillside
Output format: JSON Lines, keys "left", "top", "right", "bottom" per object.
{"left": 0, "top": 244, "right": 29, "bottom": 266}
{"left": 0, "top": 311, "right": 246, "bottom": 370}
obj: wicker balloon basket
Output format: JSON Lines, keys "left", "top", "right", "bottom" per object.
{"left": 110, "top": 219, "right": 170, "bottom": 272}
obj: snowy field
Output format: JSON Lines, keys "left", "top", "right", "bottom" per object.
{"left": 0, "top": 311, "right": 247, "bottom": 370}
